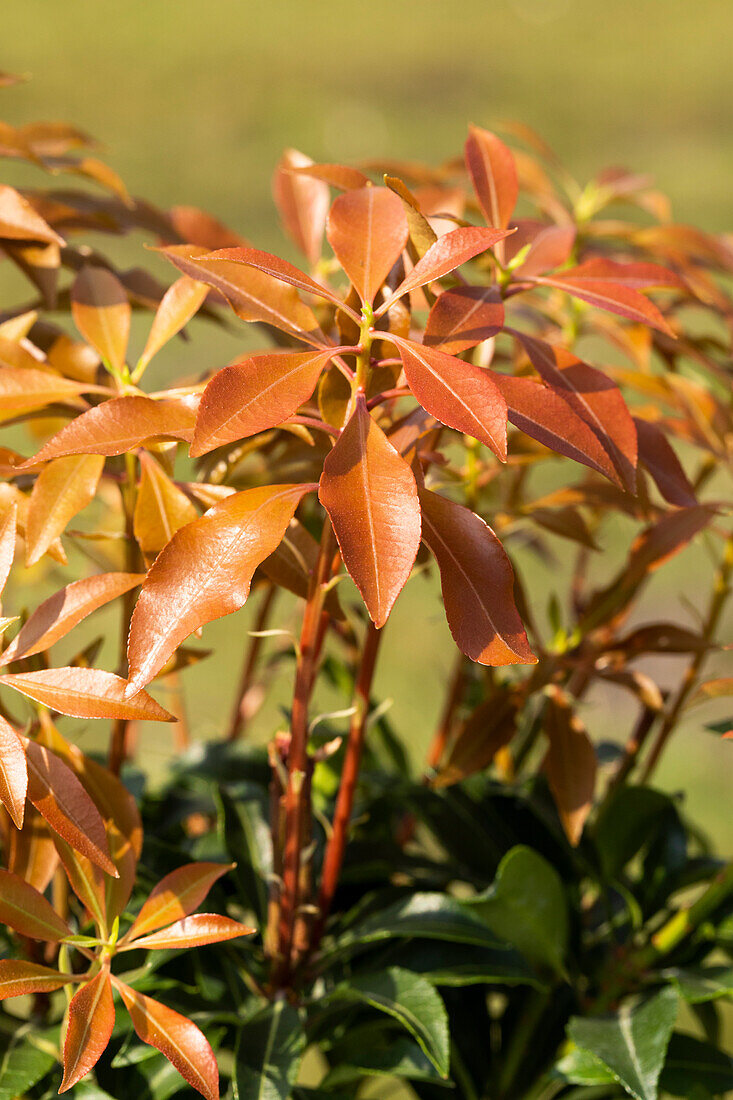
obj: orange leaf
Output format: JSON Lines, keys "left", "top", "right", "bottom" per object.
{"left": 0, "top": 184, "right": 65, "bottom": 245}
{"left": 1, "top": 667, "right": 173, "bottom": 722}
{"left": 626, "top": 505, "right": 716, "bottom": 581}
{"left": 124, "top": 913, "right": 254, "bottom": 951}
{"left": 201, "top": 246, "right": 354, "bottom": 317}
{"left": 319, "top": 396, "right": 421, "bottom": 627}
{"left": 633, "top": 417, "right": 697, "bottom": 507}
{"left": 0, "top": 501, "right": 16, "bottom": 597}
{"left": 113, "top": 978, "right": 219, "bottom": 1100}
{"left": 0, "top": 714, "right": 27, "bottom": 828}
{"left": 535, "top": 267, "right": 675, "bottom": 336}
{"left": 25, "top": 454, "right": 104, "bottom": 566}
{"left": 543, "top": 687, "right": 597, "bottom": 847}
{"left": 0, "top": 867, "right": 71, "bottom": 940}
{"left": 53, "top": 834, "right": 108, "bottom": 934}
{"left": 389, "top": 335, "right": 507, "bottom": 459}
{"left": 134, "top": 453, "right": 198, "bottom": 555}
{"left": 1, "top": 572, "right": 144, "bottom": 663}
{"left": 273, "top": 148, "right": 330, "bottom": 264}
{"left": 424, "top": 285, "right": 504, "bottom": 355}
{"left": 71, "top": 266, "right": 130, "bottom": 374}
{"left": 60, "top": 967, "right": 115, "bottom": 1092}
{"left": 136, "top": 275, "right": 208, "bottom": 375}
{"left": 21, "top": 395, "right": 198, "bottom": 464}
{"left": 126, "top": 862, "right": 233, "bottom": 941}
{"left": 326, "top": 187, "right": 408, "bottom": 305}
{"left": 465, "top": 126, "right": 518, "bottom": 233}
{"left": 126, "top": 483, "right": 315, "bottom": 692}
{"left": 6, "top": 805, "right": 58, "bottom": 892}
{"left": 419, "top": 488, "right": 536, "bottom": 666}
{"left": 0, "top": 959, "right": 73, "bottom": 1000}
{"left": 290, "top": 162, "right": 370, "bottom": 190}
{"left": 0, "top": 366, "right": 101, "bottom": 423}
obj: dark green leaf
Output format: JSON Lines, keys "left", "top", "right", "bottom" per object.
{"left": 234, "top": 1001, "right": 306, "bottom": 1100}
{"left": 0, "top": 1028, "right": 56, "bottom": 1100}
{"left": 664, "top": 966, "right": 733, "bottom": 1003}
{"left": 659, "top": 1033, "right": 733, "bottom": 1097}
{"left": 593, "top": 788, "right": 672, "bottom": 880}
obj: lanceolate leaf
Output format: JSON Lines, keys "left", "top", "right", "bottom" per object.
{"left": 0, "top": 184, "right": 65, "bottom": 245}
{"left": 326, "top": 187, "right": 408, "bottom": 305}
{"left": 291, "top": 162, "right": 370, "bottom": 190}
{"left": 0, "top": 366, "right": 99, "bottom": 423}
{"left": 552, "top": 258, "right": 684, "bottom": 289}
{"left": 0, "top": 960, "right": 73, "bottom": 1000}
{"left": 534, "top": 269, "right": 675, "bottom": 336}
{"left": 60, "top": 968, "right": 115, "bottom": 1093}
{"left": 52, "top": 834, "right": 108, "bottom": 934}
{"left": 136, "top": 275, "right": 208, "bottom": 375}
{"left": 113, "top": 978, "right": 219, "bottom": 1100}
{"left": 543, "top": 687, "right": 597, "bottom": 846}
{"left": 124, "top": 913, "right": 254, "bottom": 951}
{"left": 379, "top": 226, "right": 514, "bottom": 313}
{"left": 24, "top": 454, "right": 104, "bottom": 566}
{"left": 6, "top": 805, "right": 58, "bottom": 892}
{"left": 0, "top": 867, "right": 71, "bottom": 940}
{"left": 0, "top": 715, "right": 27, "bottom": 828}
{"left": 126, "top": 862, "right": 233, "bottom": 940}
{"left": 419, "top": 488, "right": 536, "bottom": 666}
{"left": 389, "top": 335, "right": 507, "bottom": 459}
{"left": 633, "top": 417, "right": 697, "bottom": 506}
{"left": 191, "top": 348, "right": 347, "bottom": 456}
{"left": 1, "top": 572, "right": 145, "bottom": 663}
{"left": 71, "top": 266, "right": 130, "bottom": 374}
{"left": 200, "top": 247, "right": 355, "bottom": 317}
{"left": 424, "top": 285, "right": 504, "bottom": 354}
{"left": 233, "top": 1000, "right": 305, "bottom": 1100}
{"left": 465, "top": 125, "right": 518, "bottom": 236}
{"left": 319, "top": 396, "right": 421, "bottom": 627}
{"left": 126, "top": 483, "right": 315, "bottom": 691}
{"left": 0, "top": 502, "right": 16, "bottom": 597}
{"left": 133, "top": 453, "right": 199, "bottom": 555}
{"left": 21, "top": 395, "right": 197, "bottom": 464}
{"left": 626, "top": 506, "right": 716, "bottom": 582}
{"left": 274, "top": 148, "right": 330, "bottom": 263}
{"left": 1, "top": 668, "right": 173, "bottom": 722}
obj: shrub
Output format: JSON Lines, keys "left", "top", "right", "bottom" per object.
{"left": 0, "top": 75, "right": 731, "bottom": 1099}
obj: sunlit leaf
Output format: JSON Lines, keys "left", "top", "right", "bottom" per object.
{"left": 0, "top": 184, "right": 64, "bottom": 245}
{"left": 126, "top": 861, "right": 233, "bottom": 940}
{"left": 24, "top": 454, "right": 104, "bottom": 566}
{"left": 0, "top": 866, "right": 71, "bottom": 940}
{"left": 124, "top": 913, "right": 254, "bottom": 951}
{"left": 465, "top": 126, "right": 518, "bottom": 254}
{"left": 326, "top": 187, "right": 408, "bottom": 305}
{"left": 134, "top": 453, "right": 198, "bottom": 555}
{"left": 200, "top": 246, "right": 352, "bottom": 316}
{"left": 0, "top": 959, "right": 74, "bottom": 1000}
{"left": 0, "top": 365, "right": 101, "bottom": 423}
{"left": 136, "top": 276, "right": 208, "bottom": 376}
{"left": 424, "top": 285, "right": 504, "bottom": 354}
{"left": 274, "top": 148, "right": 330, "bottom": 263}
{"left": 71, "top": 267, "right": 130, "bottom": 374}
{"left": 1, "top": 668, "right": 173, "bottom": 722}
{"left": 0, "top": 714, "right": 27, "bottom": 829}
{"left": 60, "top": 967, "right": 115, "bottom": 1092}
{"left": 0, "top": 502, "right": 16, "bottom": 601}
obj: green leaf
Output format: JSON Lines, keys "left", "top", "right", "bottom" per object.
{"left": 388, "top": 940, "right": 542, "bottom": 988}
{"left": 467, "top": 845, "right": 568, "bottom": 976}
{"left": 555, "top": 1043, "right": 616, "bottom": 1086}
{"left": 663, "top": 965, "right": 733, "bottom": 1003}
{"left": 568, "top": 987, "right": 678, "bottom": 1100}
{"left": 659, "top": 1033, "right": 733, "bottom": 1096}
{"left": 0, "top": 1028, "right": 56, "bottom": 1100}
{"left": 329, "top": 967, "right": 449, "bottom": 1078}
{"left": 217, "top": 784, "right": 271, "bottom": 924}
{"left": 234, "top": 1000, "right": 306, "bottom": 1100}
{"left": 323, "top": 1034, "right": 450, "bottom": 1088}
{"left": 593, "top": 787, "right": 672, "bottom": 879}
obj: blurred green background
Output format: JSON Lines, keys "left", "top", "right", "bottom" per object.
{"left": 1, "top": 0, "right": 731, "bottom": 852}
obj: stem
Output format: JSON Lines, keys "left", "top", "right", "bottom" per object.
{"left": 109, "top": 452, "right": 140, "bottom": 775}
{"left": 354, "top": 305, "right": 374, "bottom": 393}
{"left": 312, "top": 620, "right": 383, "bottom": 950}
{"left": 226, "top": 583, "right": 277, "bottom": 741}
{"left": 639, "top": 532, "right": 733, "bottom": 782}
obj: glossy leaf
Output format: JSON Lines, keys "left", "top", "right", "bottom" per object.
{"left": 465, "top": 126, "right": 518, "bottom": 230}
{"left": 0, "top": 714, "right": 27, "bottom": 828}
{"left": 1, "top": 667, "right": 173, "bottom": 722}
{"left": 136, "top": 275, "right": 208, "bottom": 375}
{"left": 71, "top": 267, "right": 130, "bottom": 374}
{"left": 0, "top": 502, "right": 15, "bottom": 597}
{"left": 0, "top": 867, "right": 71, "bottom": 940}
{"left": 200, "top": 246, "right": 353, "bottom": 316}
{"left": 127, "top": 483, "right": 315, "bottom": 691}
{"left": 274, "top": 148, "right": 330, "bottom": 263}
{"left": 60, "top": 967, "right": 115, "bottom": 1092}
{"left": 326, "top": 186, "right": 408, "bottom": 305}
{"left": 191, "top": 348, "right": 344, "bottom": 456}
{"left": 23, "top": 395, "right": 197, "bottom": 466}
{"left": 634, "top": 418, "right": 697, "bottom": 506}
{"left": 133, "top": 453, "right": 198, "bottom": 555}
{"left": 543, "top": 687, "right": 597, "bottom": 846}
{"left": 125, "top": 913, "right": 254, "bottom": 951}
{"left": 114, "top": 978, "right": 219, "bottom": 1100}
{"left": 419, "top": 488, "right": 535, "bottom": 665}
{"left": 536, "top": 268, "right": 675, "bottom": 336}
{"left": 24, "top": 454, "right": 104, "bottom": 566}
{"left": 126, "top": 862, "right": 233, "bottom": 940}
{"left": 390, "top": 335, "right": 507, "bottom": 458}
{"left": 319, "top": 396, "right": 420, "bottom": 627}
{"left": 1, "top": 571, "right": 144, "bottom": 663}
{"left": 0, "top": 959, "right": 73, "bottom": 1000}
{"left": 551, "top": 257, "right": 684, "bottom": 290}
{"left": 424, "top": 285, "right": 504, "bottom": 354}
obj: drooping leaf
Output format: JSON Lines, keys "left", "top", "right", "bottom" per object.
{"left": 1, "top": 668, "right": 173, "bottom": 722}
{"left": 126, "top": 483, "right": 315, "bottom": 691}
{"left": 136, "top": 275, "right": 208, "bottom": 375}
{"left": 124, "top": 913, "right": 254, "bottom": 951}
{"left": 200, "top": 246, "right": 353, "bottom": 315}
{"left": 543, "top": 686, "right": 597, "bottom": 846}
{"left": 535, "top": 268, "right": 675, "bottom": 336}
{"left": 22, "top": 395, "right": 197, "bottom": 464}
{"left": 0, "top": 365, "right": 99, "bottom": 423}
{"left": 191, "top": 348, "right": 344, "bottom": 456}
{"left": 389, "top": 335, "right": 507, "bottom": 458}
{"left": 326, "top": 186, "right": 408, "bottom": 305}
{"left": 71, "top": 266, "right": 130, "bottom": 374}
{"left": 633, "top": 418, "right": 697, "bottom": 507}
{"left": 424, "top": 285, "right": 504, "bottom": 354}
{"left": 233, "top": 1001, "right": 306, "bottom": 1100}
{"left": 113, "top": 978, "right": 219, "bottom": 1100}
{"left": 0, "top": 866, "right": 71, "bottom": 940}
{"left": 274, "top": 148, "right": 330, "bottom": 264}
{"left": 133, "top": 453, "right": 198, "bottom": 555}
{"left": 60, "top": 967, "right": 115, "bottom": 1092}
{"left": 665, "top": 966, "right": 733, "bottom": 1004}
{"left": 0, "top": 959, "right": 74, "bottom": 1000}
{"left": 0, "top": 184, "right": 65, "bottom": 244}
{"left": 0, "top": 714, "right": 27, "bottom": 828}
{"left": 626, "top": 506, "right": 716, "bottom": 582}
{"left": 1, "top": 572, "right": 144, "bottom": 663}
{"left": 24, "top": 454, "right": 104, "bottom": 566}
{"left": 126, "top": 862, "right": 233, "bottom": 940}
{"left": 568, "top": 988, "right": 679, "bottom": 1100}
{"left": 318, "top": 396, "right": 420, "bottom": 627}
{"left": 419, "top": 488, "right": 535, "bottom": 665}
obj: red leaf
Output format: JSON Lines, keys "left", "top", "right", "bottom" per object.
{"left": 465, "top": 126, "right": 518, "bottom": 236}
{"left": 20, "top": 395, "right": 197, "bottom": 464}
{"left": 0, "top": 959, "right": 73, "bottom": 1000}
{"left": 627, "top": 505, "right": 716, "bottom": 581}
{"left": 52, "top": 834, "right": 108, "bottom": 934}
{"left": 191, "top": 348, "right": 348, "bottom": 457}
{"left": 124, "top": 913, "right": 254, "bottom": 951}
{"left": 378, "top": 226, "right": 514, "bottom": 314}
{"left": 535, "top": 269, "right": 675, "bottom": 336}
{"left": 200, "top": 246, "right": 355, "bottom": 317}
{"left": 319, "top": 396, "right": 421, "bottom": 627}
{"left": 126, "top": 484, "right": 315, "bottom": 691}
{"left": 273, "top": 149, "right": 330, "bottom": 263}
{"left": 1, "top": 572, "right": 145, "bottom": 663}
{"left": 71, "top": 266, "right": 130, "bottom": 374}
{"left": 0, "top": 867, "right": 71, "bottom": 940}
{"left": 0, "top": 501, "right": 16, "bottom": 597}
{"left": 553, "top": 258, "right": 684, "bottom": 289}
{"left": 543, "top": 687, "right": 596, "bottom": 847}
{"left": 633, "top": 417, "right": 697, "bottom": 507}
{"left": 60, "top": 967, "right": 115, "bottom": 1092}
{"left": 511, "top": 224, "right": 576, "bottom": 277}
{"left": 326, "top": 187, "right": 408, "bottom": 305}
{"left": 113, "top": 978, "right": 219, "bottom": 1100}
{"left": 0, "top": 668, "right": 173, "bottom": 722}
{"left": 126, "top": 862, "right": 234, "bottom": 940}
{"left": 0, "top": 714, "right": 27, "bottom": 828}
{"left": 419, "top": 488, "right": 536, "bottom": 666}
{"left": 388, "top": 335, "right": 507, "bottom": 460}
{"left": 424, "top": 285, "right": 504, "bottom": 354}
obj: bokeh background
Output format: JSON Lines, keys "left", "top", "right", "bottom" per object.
{"left": 2, "top": 0, "right": 732, "bottom": 850}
